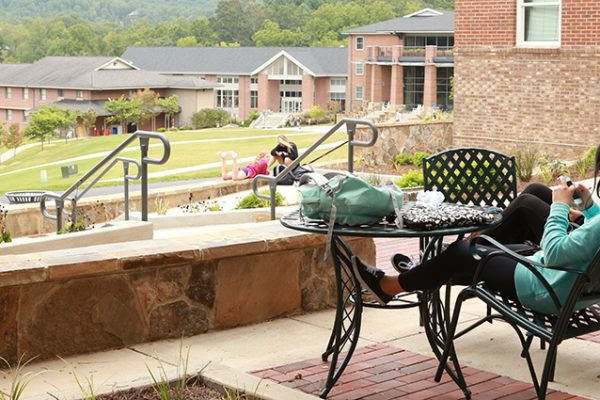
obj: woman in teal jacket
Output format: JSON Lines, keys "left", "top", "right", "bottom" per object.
{"left": 352, "top": 147, "right": 600, "bottom": 315}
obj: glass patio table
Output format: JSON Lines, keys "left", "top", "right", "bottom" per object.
{"left": 280, "top": 205, "right": 501, "bottom": 399}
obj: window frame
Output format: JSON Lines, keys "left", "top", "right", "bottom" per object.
{"left": 355, "top": 37, "right": 364, "bottom": 51}
{"left": 5, "top": 87, "right": 12, "bottom": 100}
{"left": 40, "top": 88, "right": 46, "bottom": 101}
{"left": 355, "top": 62, "right": 364, "bottom": 76}
{"left": 516, "top": 0, "right": 561, "bottom": 48}
{"left": 22, "top": 88, "right": 29, "bottom": 100}
{"left": 355, "top": 85, "right": 364, "bottom": 101}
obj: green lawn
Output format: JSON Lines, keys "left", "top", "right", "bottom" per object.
{"left": 0, "top": 127, "right": 347, "bottom": 194}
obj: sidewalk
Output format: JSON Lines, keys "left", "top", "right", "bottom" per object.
{"left": 7, "top": 237, "right": 597, "bottom": 400}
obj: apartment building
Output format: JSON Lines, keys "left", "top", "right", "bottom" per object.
{"left": 343, "top": 8, "right": 454, "bottom": 112}
{"left": 0, "top": 56, "right": 218, "bottom": 135}
{"left": 453, "top": 0, "right": 600, "bottom": 157}
{"left": 121, "top": 47, "right": 348, "bottom": 120}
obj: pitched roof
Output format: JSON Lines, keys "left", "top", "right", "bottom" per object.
{"left": 0, "top": 57, "right": 220, "bottom": 90}
{"left": 121, "top": 47, "right": 348, "bottom": 76}
{"left": 49, "top": 99, "right": 112, "bottom": 116}
{"left": 342, "top": 9, "right": 454, "bottom": 34}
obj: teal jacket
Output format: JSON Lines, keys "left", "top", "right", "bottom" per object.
{"left": 514, "top": 201, "right": 600, "bottom": 315}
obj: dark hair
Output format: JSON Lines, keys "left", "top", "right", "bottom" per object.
{"left": 594, "top": 145, "right": 600, "bottom": 197}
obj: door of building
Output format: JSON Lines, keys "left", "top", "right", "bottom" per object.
{"left": 281, "top": 98, "right": 302, "bottom": 113}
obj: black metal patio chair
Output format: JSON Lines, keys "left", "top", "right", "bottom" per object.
{"left": 435, "top": 235, "right": 600, "bottom": 399}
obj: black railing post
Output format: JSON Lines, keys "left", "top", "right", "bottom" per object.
{"left": 139, "top": 136, "right": 150, "bottom": 221}
{"left": 346, "top": 121, "right": 356, "bottom": 173}
{"left": 123, "top": 161, "right": 130, "bottom": 221}
{"left": 56, "top": 199, "right": 64, "bottom": 232}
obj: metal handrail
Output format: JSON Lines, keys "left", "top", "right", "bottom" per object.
{"left": 252, "top": 118, "right": 378, "bottom": 220}
{"left": 40, "top": 130, "right": 170, "bottom": 232}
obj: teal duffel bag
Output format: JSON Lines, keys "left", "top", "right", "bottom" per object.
{"left": 298, "top": 172, "right": 404, "bottom": 227}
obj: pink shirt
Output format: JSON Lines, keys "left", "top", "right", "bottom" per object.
{"left": 245, "top": 159, "right": 268, "bottom": 178}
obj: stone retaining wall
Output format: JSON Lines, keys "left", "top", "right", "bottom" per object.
{"left": 4, "top": 180, "right": 254, "bottom": 238}
{"left": 355, "top": 121, "right": 453, "bottom": 164}
{"left": 0, "top": 221, "right": 374, "bottom": 363}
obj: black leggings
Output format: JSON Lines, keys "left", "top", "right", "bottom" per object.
{"left": 482, "top": 183, "right": 552, "bottom": 245}
{"left": 399, "top": 240, "right": 523, "bottom": 300}
{"left": 398, "top": 183, "right": 555, "bottom": 300}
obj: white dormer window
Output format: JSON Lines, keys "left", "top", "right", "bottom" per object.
{"left": 517, "top": 0, "right": 561, "bottom": 48}
{"left": 356, "top": 37, "right": 364, "bottom": 51}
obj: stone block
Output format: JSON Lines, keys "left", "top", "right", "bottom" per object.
{"left": 186, "top": 261, "right": 218, "bottom": 309}
{"left": 214, "top": 251, "right": 302, "bottom": 329}
{"left": 0, "top": 287, "right": 18, "bottom": 363}
{"left": 19, "top": 275, "right": 145, "bottom": 358}
{"left": 148, "top": 300, "right": 209, "bottom": 340}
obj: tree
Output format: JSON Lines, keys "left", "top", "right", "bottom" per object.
{"left": 79, "top": 108, "right": 97, "bottom": 136}
{"left": 131, "top": 88, "right": 160, "bottom": 128}
{"left": 24, "top": 106, "right": 76, "bottom": 150}
{"left": 2, "top": 124, "right": 24, "bottom": 158}
{"left": 104, "top": 96, "right": 144, "bottom": 133}
{"left": 157, "top": 95, "right": 180, "bottom": 128}
{"left": 210, "top": 0, "right": 267, "bottom": 46}
{"left": 252, "top": 20, "right": 303, "bottom": 47}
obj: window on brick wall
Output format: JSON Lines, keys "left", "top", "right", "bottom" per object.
{"left": 356, "top": 37, "right": 364, "bottom": 51}
{"left": 22, "top": 88, "right": 29, "bottom": 100}
{"left": 40, "top": 88, "right": 46, "bottom": 100}
{"left": 355, "top": 62, "right": 364, "bottom": 76}
{"left": 517, "top": 0, "right": 561, "bottom": 47}
{"left": 356, "top": 85, "right": 364, "bottom": 100}
{"left": 5, "top": 87, "right": 11, "bottom": 99}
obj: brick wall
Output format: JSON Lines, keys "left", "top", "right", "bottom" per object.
{"left": 454, "top": 0, "right": 600, "bottom": 158}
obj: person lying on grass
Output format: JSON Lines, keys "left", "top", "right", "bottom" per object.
{"left": 218, "top": 151, "right": 270, "bottom": 181}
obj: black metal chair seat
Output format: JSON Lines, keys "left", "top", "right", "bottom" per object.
{"left": 436, "top": 235, "right": 600, "bottom": 400}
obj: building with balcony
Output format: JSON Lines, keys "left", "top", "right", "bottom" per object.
{"left": 453, "top": 0, "right": 600, "bottom": 157}
{"left": 0, "top": 56, "right": 219, "bottom": 135}
{"left": 343, "top": 8, "right": 454, "bottom": 113}
{"left": 121, "top": 47, "right": 348, "bottom": 121}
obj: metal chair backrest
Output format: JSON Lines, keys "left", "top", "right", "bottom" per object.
{"left": 423, "top": 148, "right": 517, "bottom": 207}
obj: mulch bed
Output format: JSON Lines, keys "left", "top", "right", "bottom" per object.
{"left": 96, "top": 379, "right": 224, "bottom": 400}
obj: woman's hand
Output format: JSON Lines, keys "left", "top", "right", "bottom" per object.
{"left": 552, "top": 177, "right": 576, "bottom": 205}
{"left": 575, "top": 183, "right": 594, "bottom": 210}
{"left": 569, "top": 208, "right": 583, "bottom": 222}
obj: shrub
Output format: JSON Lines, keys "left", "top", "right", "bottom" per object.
{"left": 514, "top": 145, "right": 539, "bottom": 182}
{"left": 0, "top": 205, "right": 11, "bottom": 243}
{"left": 573, "top": 158, "right": 589, "bottom": 178}
{"left": 392, "top": 153, "right": 413, "bottom": 168}
{"left": 235, "top": 190, "right": 285, "bottom": 209}
{"left": 157, "top": 127, "right": 167, "bottom": 133}
{"left": 308, "top": 104, "right": 327, "bottom": 121}
{"left": 412, "top": 152, "right": 430, "bottom": 167}
{"left": 191, "top": 108, "right": 230, "bottom": 129}
{"left": 395, "top": 169, "right": 424, "bottom": 188}
{"left": 539, "top": 154, "right": 567, "bottom": 181}
{"left": 585, "top": 146, "right": 596, "bottom": 168}
{"left": 177, "top": 125, "right": 193, "bottom": 131}
{"left": 242, "top": 111, "right": 259, "bottom": 127}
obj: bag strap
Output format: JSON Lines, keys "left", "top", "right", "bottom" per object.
{"left": 388, "top": 187, "right": 404, "bottom": 228}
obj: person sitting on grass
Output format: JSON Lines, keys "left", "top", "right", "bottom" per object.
{"left": 353, "top": 145, "right": 600, "bottom": 315}
{"left": 269, "top": 135, "right": 298, "bottom": 172}
{"left": 218, "top": 151, "right": 270, "bottom": 181}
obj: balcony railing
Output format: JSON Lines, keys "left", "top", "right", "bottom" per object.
{"left": 366, "top": 45, "right": 453, "bottom": 64}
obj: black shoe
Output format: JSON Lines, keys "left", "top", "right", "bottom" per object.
{"left": 351, "top": 256, "right": 393, "bottom": 305}
{"left": 391, "top": 253, "right": 417, "bottom": 274}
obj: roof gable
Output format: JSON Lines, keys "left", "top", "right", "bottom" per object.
{"left": 404, "top": 8, "right": 443, "bottom": 18}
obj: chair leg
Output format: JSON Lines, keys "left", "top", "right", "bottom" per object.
{"left": 435, "top": 291, "right": 466, "bottom": 384}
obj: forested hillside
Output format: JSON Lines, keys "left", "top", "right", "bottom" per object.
{"left": 0, "top": 0, "right": 454, "bottom": 63}
{"left": 0, "top": 0, "right": 219, "bottom": 21}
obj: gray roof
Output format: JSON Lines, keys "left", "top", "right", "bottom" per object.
{"left": 0, "top": 57, "right": 220, "bottom": 90}
{"left": 343, "top": 9, "right": 454, "bottom": 34}
{"left": 121, "top": 47, "right": 348, "bottom": 76}
{"left": 46, "top": 99, "right": 112, "bottom": 116}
